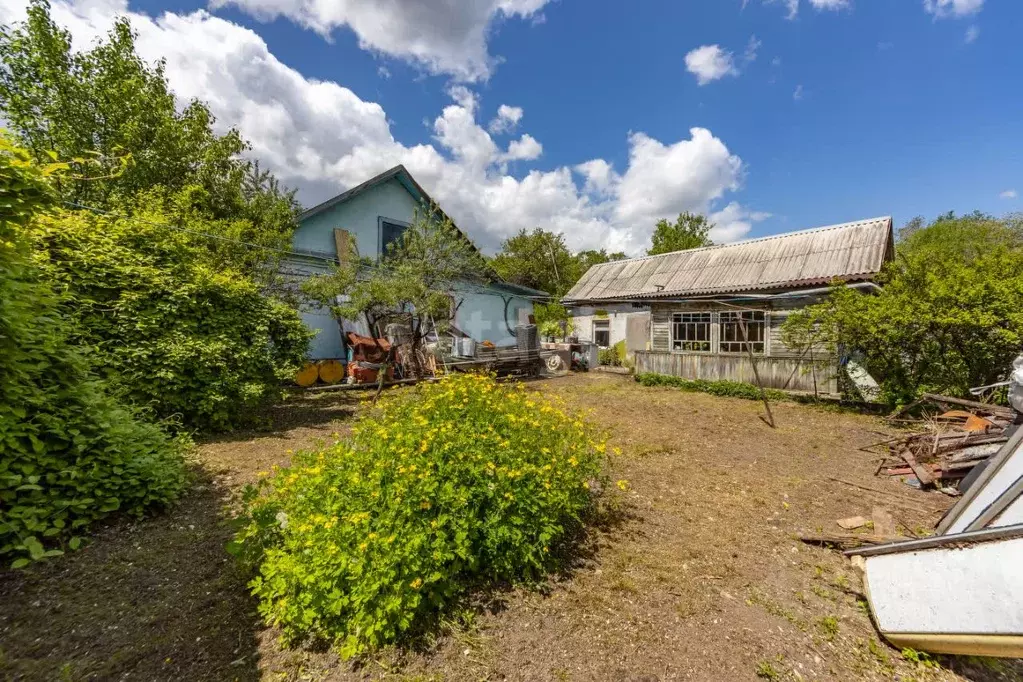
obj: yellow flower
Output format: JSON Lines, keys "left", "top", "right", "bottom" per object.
{"left": 410, "top": 578, "right": 422, "bottom": 589}
{"left": 582, "top": 481, "right": 590, "bottom": 489}
{"left": 420, "top": 500, "right": 432, "bottom": 510}
{"left": 616, "top": 479, "right": 629, "bottom": 491}
{"left": 359, "top": 542, "right": 368, "bottom": 551}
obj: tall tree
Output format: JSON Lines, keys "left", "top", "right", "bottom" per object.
{"left": 647, "top": 212, "right": 714, "bottom": 255}
{"left": 576, "top": 248, "right": 627, "bottom": 275}
{"left": 782, "top": 212, "right": 1023, "bottom": 405}
{"left": 490, "top": 228, "right": 582, "bottom": 297}
{"left": 0, "top": 1, "right": 298, "bottom": 246}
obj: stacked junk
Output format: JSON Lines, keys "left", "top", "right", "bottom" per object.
{"left": 303, "top": 323, "right": 551, "bottom": 387}
{"left": 846, "top": 357, "right": 1023, "bottom": 659}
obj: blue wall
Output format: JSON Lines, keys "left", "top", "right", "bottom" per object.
{"left": 291, "top": 176, "right": 534, "bottom": 359}
{"left": 293, "top": 177, "right": 419, "bottom": 259}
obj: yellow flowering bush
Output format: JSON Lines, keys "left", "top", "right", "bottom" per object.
{"left": 234, "top": 373, "right": 608, "bottom": 657}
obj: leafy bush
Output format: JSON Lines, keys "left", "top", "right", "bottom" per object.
{"left": 782, "top": 212, "right": 1023, "bottom": 405}
{"left": 635, "top": 372, "right": 790, "bottom": 401}
{"left": 598, "top": 345, "right": 622, "bottom": 367}
{"left": 26, "top": 203, "right": 312, "bottom": 431}
{"left": 1, "top": 136, "right": 187, "bottom": 568}
{"left": 234, "top": 373, "right": 609, "bottom": 656}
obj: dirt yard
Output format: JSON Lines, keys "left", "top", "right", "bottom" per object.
{"left": 1, "top": 373, "right": 1020, "bottom": 681}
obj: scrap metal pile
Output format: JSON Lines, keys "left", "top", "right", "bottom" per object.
{"left": 865, "top": 393, "right": 1017, "bottom": 493}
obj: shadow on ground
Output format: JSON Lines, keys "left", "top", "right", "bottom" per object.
{"left": 199, "top": 390, "right": 362, "bottom": 446}
{"left": 0, "top": 465, "right": 262, "bottom": 681}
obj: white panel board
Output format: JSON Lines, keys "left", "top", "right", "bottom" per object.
{"left": 946, "top": 438, "right": 1023, "bottom": 534}
{"left": 864, "top": 537, "right": 1023, "bottom": 635}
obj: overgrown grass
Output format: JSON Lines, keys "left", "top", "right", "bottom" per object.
{"left": 635, "top": 372, "right": 793, "bottom": 401}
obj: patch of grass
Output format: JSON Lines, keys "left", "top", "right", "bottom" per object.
{"left": 867, "top": 638, "right": 891, "bottom": 669}
{"left": 816, "top": 615, "right": 840, "bottom": 641}
{"left": 636, "top": 373, "right": 791, "bottom": 402}
{"left": 755, "top": 660, "right": 781, "bottom": 680}
{"left": 811, "top": 584, "right": 835, "bottom": 601}
{"left": 746, "top": 589, "right": 807, "bottom": 631}
{"left": 902, "top": 647, "right": 939, "bottom": 669}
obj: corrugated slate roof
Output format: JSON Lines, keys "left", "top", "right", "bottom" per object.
{"left": 564, "top": 216, "right": 894, "bottom": 302}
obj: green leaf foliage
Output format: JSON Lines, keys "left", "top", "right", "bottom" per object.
{"left": 647, "top": 212, "right": 714, "bottom": 256}
{"left": 1, "top": 135, "right": 187, "bottom": 567}
{"left": 635, "top": 372, "right": 791, "bottom": 402}
{"left": 25, "top": 202, "right": 312, "bottom": 431}
{"left": 234, "top": 373, "right": 609, "bottom": 657}
{"left": 0, "top": 2, "right": 300, "bottom": 256}
{"left": 781, "top": 212, "right": 1023, "bottom": 405}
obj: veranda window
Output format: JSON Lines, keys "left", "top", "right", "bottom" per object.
{"left": 719, "top": 310, "right": 766, "bottom": 353}
{"left": 671, "top": 312, "right": 712, "bottom": 351}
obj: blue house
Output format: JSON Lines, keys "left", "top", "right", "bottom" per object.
{"left": 286, "top": 165, "right": 546, "bottom": 360}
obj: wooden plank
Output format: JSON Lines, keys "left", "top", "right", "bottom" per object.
{"left": 872, "top": 507, "right": 897, "bottom": 537}
{"left": 921, "top": 393, "right": 1014, "bottom": 418}
{"left": 333, "top": 228, "right": 351, "bottom": 264}
{"left": 900, "top": 450, "right": 935, "bottom": 487}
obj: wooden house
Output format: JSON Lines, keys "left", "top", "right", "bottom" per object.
{"left": 563, "top": 217, "right": 895, "bottom": 393}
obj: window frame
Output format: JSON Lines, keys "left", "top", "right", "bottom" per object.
{"left": 593, "top": 319, "right": 611, "bottom": 348}
{"left": 718, "top": 310, "right": 767, "bottom": 355}
{"left": 670, "top": 311, "right": 713, "bottom": 353}
{"left": 377, "top": 216, "right": 411, "bottom": 259}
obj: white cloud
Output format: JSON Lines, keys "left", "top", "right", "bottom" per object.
{"left": 965, "top": 25, "right": 980, "bottom": 43}
{"left": 205, "top": 0, "right": 551, "bottom": 81}
{"left": 685, "top": 44, "right": 739, "bottom": 85}
{"left": 503, "top": 134, "right": 543, "bottom": 161}
{"left": 808, "top": 0, "right": 851, "bottom": 9}
{"left": 793, "top": 84, "right": 804, "bottom": 100}
{"left": 766, "top": 0, "right": 850, "bottom": 19}
{"left": 0, "top": 0, "right": 761, "bottom": 254}
{"left": 488, "top": 104, "right": 523, "bottom": 134}
{"left": 743, "top": 35, "right": 762, "bottom": 64}
{"left": 923, "top": 0, "right": 984, "bottom": 18}
{"left": 377, "top": 65, "right": 391, "bottom": 79}
{"left": 709, "top": 203, "right": 773, "bottom": 243}
{"left": 1001, "top": 190, "right": 1018, "bottom": 200}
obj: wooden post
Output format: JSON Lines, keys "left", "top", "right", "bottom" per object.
{"left": 739, "top": 316, "right": 775, "bottom": 428}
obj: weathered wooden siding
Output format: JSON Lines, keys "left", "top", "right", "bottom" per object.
{"left": 651, "top": 307, "right": 670, "bottom": 352}
{"left": 635, "top": 350, "right": 838, "bottom": 394}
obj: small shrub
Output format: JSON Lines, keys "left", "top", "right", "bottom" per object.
{"left": 235, "top": 373, "right": 609, "bottom": 657}
{"left": 635, "top": 372, "right": 789, "bottom": 401}
{"left": 598, "top": 345, "right": 622, "bottom": 367}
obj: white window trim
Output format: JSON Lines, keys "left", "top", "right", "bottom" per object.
{"left": 593, "top": 319, "right": 611, "bottom": 348}
{"left": 668, "top": 310, "right": 771, "bottom": 356}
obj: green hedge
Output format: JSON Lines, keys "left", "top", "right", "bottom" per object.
{"left": 234, "top": 373, "right": 610, "bottom": 657}
{"left": 27, "top": 204, "right": 311, "bottom": 432}
{"left": 1, "top": 136, "right": 187, "bottom": 568}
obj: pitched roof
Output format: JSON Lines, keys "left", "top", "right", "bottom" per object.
{"left": 564, "top": 216, "right": 894, "bottom": 303}
{"left": 299, "top": 166, "right": 549, "bottom": 299}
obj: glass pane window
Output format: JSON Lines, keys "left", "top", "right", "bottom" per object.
{"left": 380, "top": 220, "right": 408, "bottom": 256}
{"left": 671, "top": 312, "right": 712, "bottom": 352}
{"left": 593, "top": 320, "right": 610, "bottom": 347}
{"left": 719, "top": 310, "right": 766, "bottom": 353}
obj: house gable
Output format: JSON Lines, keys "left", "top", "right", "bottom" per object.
{"left": 293, "top": 175, "right": 420, "bottom": 261}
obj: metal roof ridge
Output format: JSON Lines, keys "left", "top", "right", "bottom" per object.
{"left": 596, "top": 215, "right": 893, "bottom": 266}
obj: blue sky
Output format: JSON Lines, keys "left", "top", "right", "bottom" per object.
{"left": 3, "top": 0, "right": 1019, "bottom": 253}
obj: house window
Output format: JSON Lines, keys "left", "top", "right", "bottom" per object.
{"left": 379, "top": 219, "right": 409, "bottom": 257}
{"left": 719, "top": 310, "right": 766, "bottom": 354}
{"left": 671, "top": 312, "right": 712, "bottom": 352}
{"left": 593, "top": 319, "right": 610, "bottom": 347}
